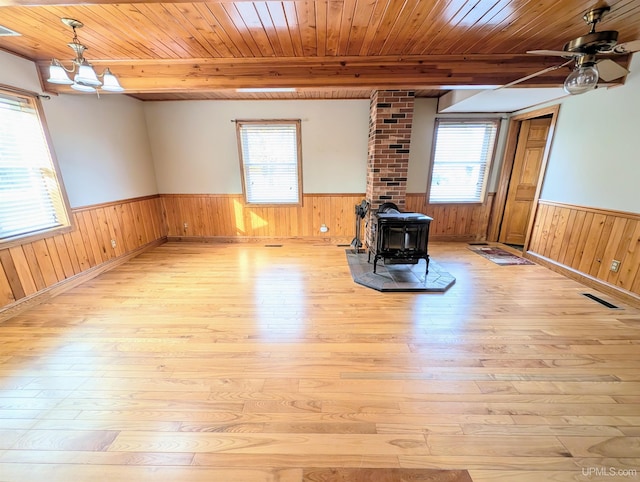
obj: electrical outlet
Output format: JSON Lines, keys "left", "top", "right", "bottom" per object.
{"left": 183, "top": 222, "right": 188, "bottom": 230}
{"left": 610, "top": 259, "right": 620, "bottom": 272}
{"left": 110, "top": 239, "right": 116, "bottom": 248}
{"left": 320, "top": 224, "right": 329, "bottom": 233}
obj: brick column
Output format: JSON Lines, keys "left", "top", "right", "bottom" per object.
{"left": 365, "top": 90, "right": 415, "bottom": 248}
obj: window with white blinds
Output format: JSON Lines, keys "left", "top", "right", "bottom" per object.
{"left": 0, "top": 90, "right": 70, "bottom": 242}
{"left": 428, "top": 119, "right": 499, "bottom": 203}
{"left": 237, "top": 120, "right": 302, "bottom": 205}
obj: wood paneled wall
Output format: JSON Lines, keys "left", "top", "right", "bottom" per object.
{"left": 162, "top": 193, "right": 494, "bottom": 242}
{"left": 0, "top": 196, "right": 165, "bottom": 311}
{"left": 161, "top": 194, "right": 364, "bottom": 241}
{"left": 406, "top": 193, "right": 494, "bottom": 241}
{"left": 528, "top": 200, "right": 640, "bottom": 297}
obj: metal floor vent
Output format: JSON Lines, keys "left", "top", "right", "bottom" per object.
{"left": 264, "top": 244, "right": 283, "bottom": 247}
{"left": 582, "top": 293, "right": 619, "bottom": 309}
{"left": 336, "top": 244, "right": 351, "bottom": 247}
{"left": 0, "top": 25, "right": 21, "bottom": 36}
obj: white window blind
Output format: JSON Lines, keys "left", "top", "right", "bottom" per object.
{"left": 237, "top": 121, "right": 302, "bottom": 205}
{"left": 0, "top": 92, "right": 69, "bottom": 241}
{"left": 429, "top": 120, "right": 498, "bottom": 203}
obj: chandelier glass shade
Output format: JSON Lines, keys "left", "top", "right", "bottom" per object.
{"left": 47, "top": 59, "right": 74, "bottom": 85}
{"left": 100, "top": 69, "right": 124, "bottom": 92}
{"left": 46, "top": 18, "right": 124, "bottom": 93}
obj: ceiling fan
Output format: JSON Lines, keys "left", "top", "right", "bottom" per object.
{"left": 505, "top": 4, "right": 640, "bottom": 94}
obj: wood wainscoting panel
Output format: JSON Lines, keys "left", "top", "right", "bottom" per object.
{"left": 406, "top": 193, "right": 494, "bottom": 241}
{"left": 0, "top": 196, "right": 166, "bottom": 313}
{"left": 527, "top": 201, "right": 640, "bottom": 299}
{"left": 0, "top": 258, "right": 16, "bottom": 306}
{"left": 161, "top": 194, "right": 365, "bottom": 242}
{"left": 162, "top": 193, "right": 494, "bottom": 243}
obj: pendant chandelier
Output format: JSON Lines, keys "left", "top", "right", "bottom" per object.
{"left": 47, "top": 18, "right": 124, "bottom": 93}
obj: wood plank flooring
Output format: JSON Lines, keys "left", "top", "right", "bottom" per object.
{"left": 0, "top": 242, "right": 639, "bottom": 481}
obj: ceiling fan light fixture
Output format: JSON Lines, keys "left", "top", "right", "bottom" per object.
{"left": 564, "top": 64, "right": 599, "bottom": 95}
{"left": 47, "top": 59, "right": 73, "bottom": 85}
{"left": 526, "top": 6, "right": 640, "bottom": 94}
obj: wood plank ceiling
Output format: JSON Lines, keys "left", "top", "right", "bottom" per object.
{"left": 0, "top": 0, "right": 638, "bottom": 100}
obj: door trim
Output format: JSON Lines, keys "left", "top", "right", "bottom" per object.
{"left": 487, "top": 104, "right": 560, "bottom": 250}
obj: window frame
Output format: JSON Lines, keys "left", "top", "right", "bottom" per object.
{"left": 235, "top": 119, "right": 303, "bottom": 207}
{"left": 0, "top": 85, "right": 73, "bottom": 248}
{"left": 426, "top": 118, "right": 500, "bottom": 204}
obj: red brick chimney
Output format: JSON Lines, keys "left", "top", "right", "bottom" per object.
{"left": 365, "top": 90, "right": 415, "bottom": 248}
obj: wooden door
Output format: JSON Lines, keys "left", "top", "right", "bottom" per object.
{"left": 499, "top": 117, "right": 552, "bottom": 246}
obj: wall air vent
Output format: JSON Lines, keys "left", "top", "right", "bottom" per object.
{"left": 0, "top": 25, "right": 21, "bottom": 36}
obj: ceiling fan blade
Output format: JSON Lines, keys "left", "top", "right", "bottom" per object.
{"left": 611, "top": 39, "right": 640, "bottom": 54}
{"left": 527, "top": 50, "right": 583, "bottom": 57}
{"left": 498, "top": 59, "right": 574, "bottom": 89}
{"left": 597, "top": 59, "right": 629, "bottom": 81}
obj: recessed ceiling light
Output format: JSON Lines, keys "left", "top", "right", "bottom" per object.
{"left": 0, "top": 25, "right": 21, "bottom": 36}
{"left": 236, "top": 87, "right": 297, "bottom": 93}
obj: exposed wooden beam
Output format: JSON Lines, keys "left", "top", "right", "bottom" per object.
{"left": 36, "top": 54, "right": 624, "bottom": 95}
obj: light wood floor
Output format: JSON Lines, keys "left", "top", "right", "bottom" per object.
{"left": 0, "top": 242, "right": 639, "bottom": 482}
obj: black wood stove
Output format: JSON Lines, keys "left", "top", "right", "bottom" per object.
{"left": 368, "top": 203, "right": 432, "bottom": 276}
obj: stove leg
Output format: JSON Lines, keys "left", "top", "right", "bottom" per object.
{"left": 373, "top": 256, "right": 378, "bottom": 273}
{"left": 425, "top": 256, "right": 430, "bottom": 277}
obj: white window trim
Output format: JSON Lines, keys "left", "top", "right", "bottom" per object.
{"left": 427, "top": 118, "right": 500, "bottom": 204}
{"left": 236, "top": 119, "right": 303, "bottom": 206}
{"left": 0, "top": 86, "right": 73, "bottom": 248}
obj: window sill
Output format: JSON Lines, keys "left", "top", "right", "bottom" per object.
{"left": 243, "top": 200, "right": 303, "bottom": 208}
{"left": 428, "top": 201, "right": 486, "bottom": 205}
{"left": 0, "top": 223, "right": 75, "bottom": 250}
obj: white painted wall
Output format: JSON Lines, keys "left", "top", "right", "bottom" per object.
{"left": 0, "top": 50, "right": 42, "bottom": 93}
{"left": 0, "top": 50, "right": 158, "bottom": 208}
{"left": 43, "top": 95, "right": 158, "bottom": 207}
{"left": 407, "top": 98, "right": 438, "bottom": 193}
{"left": 144, "top": 100, "right": 370, "bottom": 194}
{"left": 146, "top": 97, "right": 446, "bottom": 196}
{"left": 539, "top": 54, "right": 640, "bottom": 213}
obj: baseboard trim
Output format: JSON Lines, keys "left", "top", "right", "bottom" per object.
{"left": 430, "top": 235, "right": 484, "bottom": 242}
{"left": 0, "top": 237, "right": 166, "bottom": 323}
{"left": 525, "top": 251, "right": 640, "bottom": 309}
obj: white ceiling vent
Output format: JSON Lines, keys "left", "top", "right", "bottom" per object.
{"left": 0, "top": 25, "right": 21, "bottom": 37}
